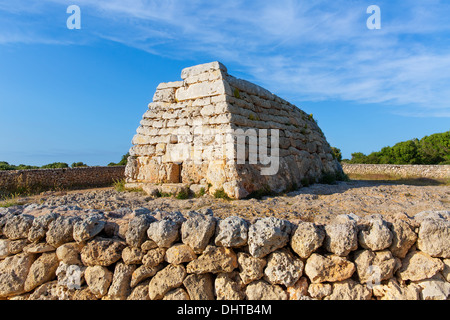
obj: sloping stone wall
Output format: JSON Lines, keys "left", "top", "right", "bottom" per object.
{"left": 126, "top": 62, "right": 342, "bottom": 199}
{"left": 342, "top": 163, "right": 450, "bottom": 180}
{"left": 0, "top": 166, "right": 125, "bottom": 195}
{"left": 1, "top": 205, "right": 449, "bottom": 300}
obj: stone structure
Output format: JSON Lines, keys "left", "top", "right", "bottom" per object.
{"left": 125, "top": 62, "right": 342, "bottom": 199}
{"left": 0, "top": 166, "right": 125, "bottom": 195}
{"left": 1, "top": 205, "right": 449, "bottom": 300}
{"left": 342, "top": 163, "right": 450, "bottom": 181}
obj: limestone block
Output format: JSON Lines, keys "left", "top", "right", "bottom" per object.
{"left": 176, "top": 80, "right": 231, "bottom": 101}
{"left": 153, "top": 88, "right": 176, "bottom": 103}
{"left": 214, "top": 216, "right": 249, "bottom": 248}
{"left": 304, "top": 253, "right": 355, "bottom": 283}
{"left": 148, "top": 264, "right": 187, "bottom": 300}
{"left": 183, "top": 274, "right": 215, "bottom": 300}
{"left": 417, "top": 218, "right": 450, "bottom": 258}
{"left": 397, "top": 251, "right": 444, "bottom": 281}
{"left": 290, "top": 221, "right": 325, "bottom": 259}
{"left": 180, "top": 61, "right": 227, "bottom": 80}
{"left": 245, "top": 280, "right": 287, "bottom": 300}
{"left": 186, "top": 245, "right": 237, "bottom": 274}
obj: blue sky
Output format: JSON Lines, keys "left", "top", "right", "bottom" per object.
{"left": 0, "top": 0, "right": 449, "bottom": 166}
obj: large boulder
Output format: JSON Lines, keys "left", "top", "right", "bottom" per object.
{"left": 417, "top": 218, "right": 450, "bottom": 258}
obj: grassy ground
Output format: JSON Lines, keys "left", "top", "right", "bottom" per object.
{"left": 346, "top": 173, "right": 450, "bottom": 186}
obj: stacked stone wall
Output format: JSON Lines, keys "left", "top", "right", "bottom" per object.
{"left": 342, "top": 163, "right": 450, "bottom": 180}
{"left": 1, "top": 206, "right": 449, "bottom": 300}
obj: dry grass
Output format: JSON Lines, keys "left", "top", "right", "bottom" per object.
{"left": 346, "top": 173, "right": 450, "bottom": 186}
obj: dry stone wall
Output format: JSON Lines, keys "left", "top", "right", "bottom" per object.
{"left": 126, "top": 61, "right": 342, "bottom": 199}
{"left": 1, "top": 205, "right": 449, "bottom": 300}
{"left": 342, "top": 163, "right": 450, "bottom": 180}
{"left": 0, "top": 166, "right": 125, "bottom": 195}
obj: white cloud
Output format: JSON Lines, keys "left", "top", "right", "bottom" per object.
{"left": 2, "top": 0, "right": 450, "bottom": 116}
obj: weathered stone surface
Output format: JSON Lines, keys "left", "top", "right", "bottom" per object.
{"left": 304, "top": 253, "right": 355, "bottom": 283}
{"left": 324, "top": 221, "right": 358, "bottom": 256}
{"left": 290, "top": 221, "right": 325, "bottom": 259}
{"left": 148, "top": 264, "right": 187, "bottom": 300}
{"left": 215, "top": 216, "right": 249, "bottom": 248}
{"left": 80, "top": 237, "right": 126, "bottom": 267}
{"left": 56, "top": 242, "right": 84, "bottom": 265}
{"left": 248, "top": 217, "right": 293, "bottom": 258}
{"left": 122, "top": 246, "right": 144, "bottom": 265}
{"left": 215, "top": 272, "right": 245, "bottom": 300}
{"left": 181, "top": 213, "right": 216, "bottom": 254}
{"left": 397, "top": 251, "right": 444, "bottom": 281}
{"left": 324, "top": 279, "right": 371, "bottom": 300}
{"left": 373, "top": 279, "right": 421, "bottom": 300}
{"left": 131, "top": 265, "right": 162, "bottom": 288}
{"left": 28, "top": 212, "right": 59, "bottom": 242}
{"left": 183, "top": 273, "right": 215, "bottom": 300}
{"left": 72, "top": 287, "right": 98, "bottom": 300}
{"left": 104, "top": 262, "right": 136, "bottom": 300}
{"left": 415, "top": 274, "right": 450, "bottom": 300}
{"left": 56, "top": 262, "right": 86, "bottom": 290}
{"left": 443, "top": 259, "right": 450, "bottom": 282}
{"left": 46, "top": 216, "right": 80, "bottom": 247}
{"left": 0, "top": 253, "right": 35, "bottom": 298}
{"left": 3, "top": 214, "right": 34, "bottom": 240}
{"left": 28, "top": 280, "right": 72, "bottom": 300}
{"left": 354, "top": 250, "right": 398, "bottom": 283}
{"left": 24, "top": 252, "right": 59, "bottom": 292}
{"left": 23, "top": 242, "right": 56, "bottom": 254}
{"left": 0, "top": 239, "right": 9, "bottom": 258}
{"left": 126, "top": 214, "right": 156, "bottom": 248}
{"left": 388, "top": 217, "right": 418, "bottom": 258}
{"left": 147, "top": 219, "right": 180, "bottom": 248}
{"left": 128, "top": 280, "right": 150, "bottom": 300}
{"left": 186, "top": 245, "right": 237, "bottom": 274}
{"left": 163, "top": 287, "right": 190, "bottom": 300}
{"left": 237, "top": 252, "right": 266, "bottom": 285}
{"left": 263, "top": 249, "right": 304, "bottom": 287}
{"left": 308, "top": 283, "right": 332, "bottom": 300}
{"left": 358, "top": 217, "right": 393, "bottom": 251}
{"left": 85, "top": 265, "right": 113, "bottom": 298}
{"left": 287, "top": 277, "right": 309, "bottom": 300}
{"left": 165, "top": 243, "right": 197, "bottom": 264}
{"left": 417, "top": 218, "right": 450, "bottom": 258}
{"left": 73, "top": 214, "right": 106, "bottom": 243}
{"left": 142, "top": 247, "right": 166, "bottom": 267}
{"left": 245, "top": 280, "right": 288, "bottom": 300}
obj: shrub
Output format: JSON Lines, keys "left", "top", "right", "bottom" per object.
{"left": 71, "top": 162, "right": 88, "bottom": 168}
{"left": 213, "top": 188, "right": 231, "bottom": 200}
{"left": 175, "top": 189, "right": 190, "bottom": 199}
{"left": 41, "top": 162, "right": 69, "bottom": 169}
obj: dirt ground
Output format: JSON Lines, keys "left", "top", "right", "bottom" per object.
{"left": 9, "top": 180, "right": 449, "bottom": 224}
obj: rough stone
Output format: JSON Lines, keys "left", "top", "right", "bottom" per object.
{"left": 56, "top": 262, "right": 86, "bottom": 290}
{"left": 131, "top": 265, "right": 162, "bottom": 288}
{"left": 237, "top": 252, "right": 266, "bottom": 285}
{"left": 148, "top": 264, "right": 187, "bottom": 300}
{"left": 304, "top": 253, "right": 355, "bottom": 283}
{"left": 388, "top": 217, "right": 418, "bottom": 258}
{"left": 324, "top": 279, "right": 371, "bottom": 300}
{"left": 122, "top": 246, "right": 144, "bottom": 265}
{"left": 181, "top": 213, "right": 216, "bottom": 254}
{"left": 263, "top": 249, "right": 304, "bottom": 287}
{"left": 248, "top": 217, "right": 293, "bottom": 258}
{"left": 56, "top": 242, "right": 84, "bottom": 265}
{"left": 80, "top": 237, "right": 126, "bottom": 267}
{"left": 354, "top": 250, "right": 398, "bottom": 284}
{"left": 186, "top": 245, "right": 237, "bottom": 274}
{"left": 324, "top": 221, "right": 358, "bottom": 256}
{"left": 417, "top": 218, "right": 450, "bottom": 258}
{"left": 142, "top": 247, "right": 166, "bottom": 267}
{"left": 164, "top": 243, "right": 197, "bottom": 264}
{"left": 73, "top": 214, "right": 106, "bottom": 243}
{"left": 215, "top": 272, "right": 245, "bottom": 300}
{"left": 245, "top": 280, "right": 287, "bottom": 300}
{"left": 3, "top": 214, "right": 34, "bottom": 240}
{"left": 163, "top": 287, "right": 190, "bottom": 300}
{"left": 415, "top": 274, "right": 450, "bottom": 300}
{"left": 105, "top": 262, "right": 136, "bottom": 300}
{"left": 373, "top": 279, "right": 421, "bottom": 300}
{"left": 128, "top": 280, "right": 150, "bottom": 300}
{"left": 147, "top": 219, "right": 180, "bottom": 248}
{"left": 397, "top": 251, "right": 444, "bottom": 281}
{"left": 0, "top": 253, "right": 35, "bottom": 298}
{"left": 126, "top": 214, "right": 156, "bottom": 248}
{"left": 286, "top": 277, "right": 309, "bottom": 300}
{"left": 358, "top": 217, "right": 393, "bottom": 251}
{"left": 290, "top": 221, "right": 325, "bottom": 259}
{"left": 308, "top": 283, "right": 332, "bottom": 300}
{"left": 24, "top": 252, "right": 59, "bottom": 292}
{"left": 214, "top": 216, "right": 249, "bottom": 248}
{"left": 85, "top": 265, "right": 113, "bottom": 298}
{"left": 28, "top": 212, "right": 59, "bottom": 242}
{"left": 46, "top": 216, "right": 80, "bottom": 247}
{"left": 183, "top": 273, "right": 215, "bottom": 300}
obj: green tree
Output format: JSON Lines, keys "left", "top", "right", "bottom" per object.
{"left": 71, "top": 162, "right": 88, "bottom": 168}
{"left": 108, "top": 153, "right": 130, "bottom": 166}
{"left": 41, "top": 162, "right": 69, "bottom": 169}
{"left": 331, "top": 147, "right": 342, "bottom": 162}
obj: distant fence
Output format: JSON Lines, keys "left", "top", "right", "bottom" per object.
{"left": 0, "top": 166, "right": 125, "bottom": 195}
{"left": 342, "top": 163, "right": 450, "bottom": 180}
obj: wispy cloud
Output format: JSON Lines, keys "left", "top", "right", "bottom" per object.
{"left": 1, "top": 0, "right": 450, "bottom": 116}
